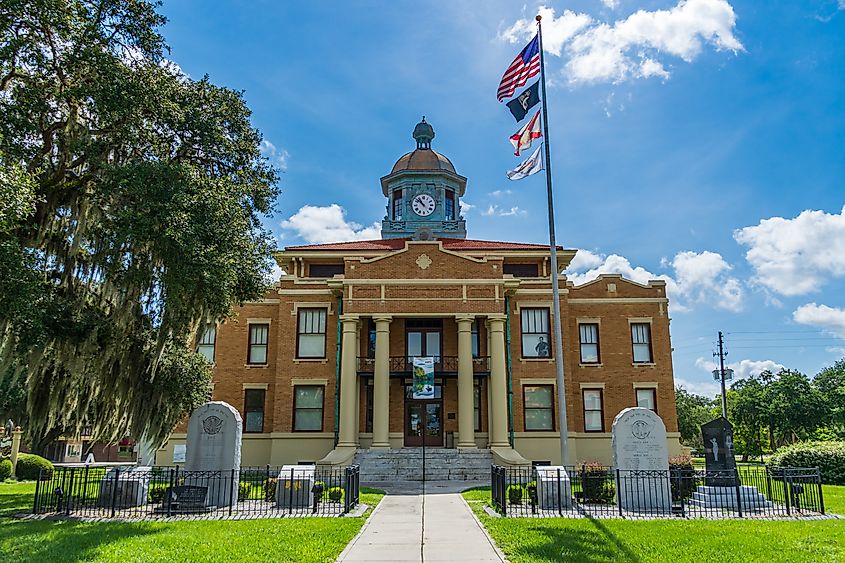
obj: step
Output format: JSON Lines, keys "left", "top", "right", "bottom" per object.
{"left": 354, "top": 448, "right": 493, "bottom": 482}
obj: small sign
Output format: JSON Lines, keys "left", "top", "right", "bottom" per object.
{"left": 412, "top": 357, "right": 435, "bottom": 399}
{"left": 84, "top": 452, "right": 95, "bottom": 464}
{"left": 172, "top": 444, "right": 186, "bottom": 463}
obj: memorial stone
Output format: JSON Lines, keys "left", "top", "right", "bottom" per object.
{"left": 612, "top": 407, "right": 672, "bottom": 511}
{"left": 185, "top": 401, "right": 242, "bottom": 508}
{"left": 701, "top": 417, "right": 737, "bottom": 486}
{"left": 535, "top": 466, "right": 572, "bottom": 510}
{"left": 98, "top": 466, "right": 151, "bottom": 508}
{"left": 276, "top": 465, "right": 316, "bottom": 509}
{"left": 691, "top": 417, "right": 770, "bottom": 509}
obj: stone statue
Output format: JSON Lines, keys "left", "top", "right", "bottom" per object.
{"left": 4, "top": 419, "right": 13, "bottom": 438}
{"left": 710, "top": 436, "right": 719, "bottom": 462}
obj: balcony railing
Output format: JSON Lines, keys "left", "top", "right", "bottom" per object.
{"left": 357, "top": 355, "right": 490, "bottom": 374}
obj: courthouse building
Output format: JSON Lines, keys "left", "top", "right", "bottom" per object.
{"left": 157, "top": 120, "right": 682, "bottom": 468}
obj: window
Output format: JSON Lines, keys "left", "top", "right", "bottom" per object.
{"left": 367, "top": 319, "right": 376, "bottom": 359}
{"left": 247, "top": 324, "right": 269, "bottom": 365}
{"left": 117, "top": 445, "right": 134, "bottom": 459}
{"left": 583, "top": 389, "right": 604, "bottom": 432}
{"left": 520, "top": 308, "right": 551, "bottom": 358}
{"left": 579, "top": 323, "right": 600, "bottom": 364}
{"left": 471, "top": 321, "right": 480, "bottom": 358}
{"left": 392, "top": 189, "right": 403, "bottom": 220}
{"left": 636, "top": 388, "right": 657, "bottom": 412}
{"left": 365, "top": 385, "right": 374, "bottom": 433}
{"left": 244, "top": 389, "right": 265, "bottom": 433}
{"left": 631, "top": 323, "right": 653, "bottom": 363}
{"left": 196, "top": 324, "right": 216, "bottom": 363}
{"left": 297, "top": 308, "right": 327, "bottom": 358}
{"left": 503, "top": 263, "right": 539, "bottom": 277}
{"left": 445, "top": 191, "right": 455, "bottom": 220}
{"left": 293, "top": 386, "right": 324, "bottom": 431}
{"left": 309, "top": 264, "right": 344, "bottom": 278}
{"left": 524, "top": 385, "right": 554, "bottom": 431}
{"left": 474, "top": 386, "right": 482, "bottom": 431}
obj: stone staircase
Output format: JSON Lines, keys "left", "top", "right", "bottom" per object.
{"left": 353, "top": 448, "right": 493, "bottom": 482}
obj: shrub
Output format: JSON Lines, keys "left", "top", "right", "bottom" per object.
{"left": 580, "top": 463, "right": 614, "bottom": 504}
{"left": 0, "top": 458, "right": 12, "bottom": 481}
{"left": 148, "top": 482, "right": 170, "bottom": 503}
{"left": 327, "top": 486, "right": 343, "bottom": 503}
{"left": 15, "top": 453, "right": 53, "bottom": 481}
{"left": 507, "top": 484, "right": 524, "bottom": 505}
{"left": 238, "top": 481, "right": 258, "bottom": 501}
{"left": 768, "top": 441, "right": 845, "bottom": 485}
{"left": 669, "top": 455, "right": 697, "bottom": 502}
{"left": 264, "top": 478, "right": 277, "bottom": 501}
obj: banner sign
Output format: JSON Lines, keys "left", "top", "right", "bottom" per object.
{"left": 412, "top": 357, "right": 435, "bottom": 399}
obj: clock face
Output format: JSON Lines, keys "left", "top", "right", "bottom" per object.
{"left": 412, "top": 194, "right": 436, "bottom": 217}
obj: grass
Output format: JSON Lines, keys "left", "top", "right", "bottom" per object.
{"left": 462, "top": 486, "right": 845, "bottom": 563}
{"left": 0, "top": 481, "right": 384, "bottom": 563}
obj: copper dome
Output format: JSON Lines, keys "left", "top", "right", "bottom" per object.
{"left": 390, "top": 149, "right": 457, "bottom": 174}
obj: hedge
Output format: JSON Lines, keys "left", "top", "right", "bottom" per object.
{"left": 0, "top": 458, "right": 12, "bottom": 481}
{"left": 14, "top": 453, "right": 54, "bottom": 480}
{"left": 768, "top": 441, "right": 845, "bottom": 485}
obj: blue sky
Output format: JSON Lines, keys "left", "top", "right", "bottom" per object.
{"left": 159, "top": 0, "right": 845, "bottom": 397}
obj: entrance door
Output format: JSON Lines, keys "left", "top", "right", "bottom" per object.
{"left": 405, "top": 400, "right": 443, "bottom": 447}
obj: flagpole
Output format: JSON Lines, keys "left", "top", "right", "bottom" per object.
{"left": 536, "top": 15, "right": 570, "bottom": 467}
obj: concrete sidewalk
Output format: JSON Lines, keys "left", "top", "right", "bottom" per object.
{"left": 337, "top": 488, "right": 505, "bottom": 562}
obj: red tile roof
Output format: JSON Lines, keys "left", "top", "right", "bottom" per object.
{"left": 283, "top": 237, "right": 559, "bottom": 252}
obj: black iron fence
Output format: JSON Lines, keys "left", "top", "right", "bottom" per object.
{"left": 491, "top": 465, "right": 826, "bottom": 519}
{"left": 357, "top": 356, "right": 490, "bottom": 374}
{"left": 32, "top": 465, "right": 361, "bottom": 519}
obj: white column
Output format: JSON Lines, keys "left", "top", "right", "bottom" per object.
{"left": 488, "top": 316, "right": 509, "bottom": 448}
{"left": 456, "top": 315, "right": 476, "bottom": 448}
{"left": 372, "top": 316, "right": 392, "bottom": 448}
{"left": 337, "top": 317, "right": 360, "bottom": 448}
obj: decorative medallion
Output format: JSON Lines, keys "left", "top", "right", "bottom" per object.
{"left": 631, "top": 420, "right": 651, "bottom": 440}
{"left": 416, "top": 254, "right": 432, "bottom": 270}
{"left": 202, "top": 415, "right": 223, "bottom": 435}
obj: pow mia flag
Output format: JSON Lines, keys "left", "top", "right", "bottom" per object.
{"left": 506, "top": 81, "right": 540, "bottom": 122}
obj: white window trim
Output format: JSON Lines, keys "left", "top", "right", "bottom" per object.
{"left": 579, "top": 382, "right": 606, "bottom": 389}
{"left": 243, "top": 383, "right": 269, "bottom": 390}
{"left": 291, "top": 378, "right": 328, "bottom": 387}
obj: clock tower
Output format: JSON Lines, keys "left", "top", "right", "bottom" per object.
{"left": 380, "top": 118, "right": 468, "bottom": 240}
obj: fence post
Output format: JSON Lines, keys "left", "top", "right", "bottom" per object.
{"left": 344, "top": 467, "right": 351, "bottom": 514}
{"left": 229, "top": 468, "right": 235, "bottom": 517}
{"left": 556, "top": 468, "right": 563, "bottom": 516}
{"left": 66, "top": 467, "right": 75, "bottom": 516}
{"left": 166, "top": 468, "right": 175, "bottom": 517}
{"left": 110, "top": 467, "right": 119, "bottom": 518}
{"left": 784, "top": 470, "right": 792, "bottom": 516}
{"left": 288, "top": 467, "right": 294, "bottom": 515}
{"left": 616, "top": 469, "right": 623, "bottom": 517}
{"left": 816, "top": 467, "right": 825, "bottom": 515}
{"left": 33, "top": 468, "right": 42, "bottom": 514}
{"left": 734, "top": 468, "right": 743, "bottom": 518}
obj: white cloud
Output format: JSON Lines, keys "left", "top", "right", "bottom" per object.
{"left": 280, "top": 204, "right": 380, "bottom": 244}
{"left": 793, "top": 303, "right": 845, "bottom": 340}
{"left": 260, "top": 139, "right": 290, "bottom": 171}
{"left": 565, "top": 249, "right": 743, "bottom": 312}
{"left": 602, "top": 0, "right": 620, "bottom": 9}
{"left": 734, "top": 206, "right": 845, "bottom": 296}
{"left": 675, "top": 377, "right": 721, "bottom": 398}
{"left": 695, "top": 357, "right": 785, "bottom": 380}
{"left": 481, "top": 204, "right": 527, "bottom": 217}
{"left": 501, "top": 7, "right": 592, "bottom": 57}
{"left": 502, "top": 0, "right": 742, "bottom": 85}
{"left": 460, "top": 201, "right": 475, "bottom": 213}
{"left": 489, "top": 189, "right": 513, "bottom": 198}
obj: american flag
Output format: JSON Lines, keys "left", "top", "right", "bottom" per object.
{"left": 497, "top": 35, "right": 540, "bottom": 102}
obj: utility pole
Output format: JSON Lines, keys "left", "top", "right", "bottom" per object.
{"left": 715, "top": 331, "right": 728, "bottom": 419}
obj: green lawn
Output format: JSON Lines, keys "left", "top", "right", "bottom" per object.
{"left": 463, "top": 486, "right": 845, "bottom": 563}
{"left": 0, "top": 481, "right": 384, "bottom": 563}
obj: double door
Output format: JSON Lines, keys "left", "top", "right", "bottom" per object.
{"left": 405, "top": 397, "right": 442, "bottom": 447}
